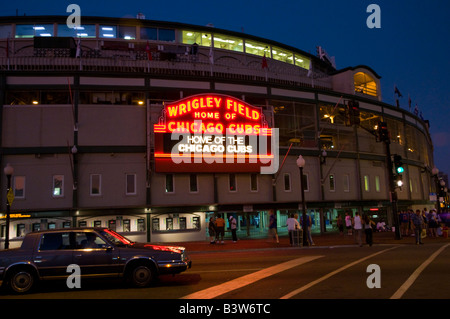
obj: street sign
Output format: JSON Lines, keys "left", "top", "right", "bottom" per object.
{"left": 7, "top": 188, "right": 14, "bottom": 206}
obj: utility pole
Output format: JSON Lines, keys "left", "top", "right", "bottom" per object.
{"left": 378, "top": 122, "right": 402, "bottom": 240}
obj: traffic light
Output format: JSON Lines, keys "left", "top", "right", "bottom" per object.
{"left": 393, "top": 155, "right": 404, "bottom": 188}
{"left": 393, "top": 155, "right": 404, "bottom": 174}
{"left": 377, "top": 121, "right": 389, "bottom": 142}
{"left": 348, "top": 101, "right": 360, "bottom": 125}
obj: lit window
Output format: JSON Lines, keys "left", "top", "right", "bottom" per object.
{"left": 272, "top": 46, "right": 294, "bottom": 64}
{"left": 181, "top": 30, "right": 211, "bottom": 46}
{"left": 100, "top": 25, "right": 117, "bottom": 38}
{"left": 375, "top": 176, "right": 381, "bottom": 192}
{"left": 57, "top": 24, "right": 96, "bottom": 38}
{"left": 52, "top": 175, "right": 64, "bottom": 197}
{"left": 295, "top": 53, "right": 310, "bottom": 70}
{"left": 364, "top": 175, "right": 370, "bottom": 192}
{"left": 244, "top": 39, "right": 269, "bottom": 57}
{"left": 354, "top": 72, "right": 378, "bottom": 96}
{"left": 16, "top": 24, "right": 54, "bottom": 38}
{"left": 213, "top": 33, "right": 243, "bottom": 52}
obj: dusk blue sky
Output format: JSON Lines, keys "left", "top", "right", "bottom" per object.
{"left": 2, "top": 0, "right": 449, "bottom": 174}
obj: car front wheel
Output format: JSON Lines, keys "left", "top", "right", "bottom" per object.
{"left": 129, "top": 264, "right": 155, "bottom": 287}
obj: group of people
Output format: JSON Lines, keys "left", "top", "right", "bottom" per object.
{"left": 399, "top": 208, "right": 441, "bottom": 240}
{"left": 336, "top": 212, "right": 376, "bottom": 247}
{"left": 284, "top": 211, "right": 315, "bottom": 246}
{"left": 208, "top": 213, "right": 237, "bottom": 244}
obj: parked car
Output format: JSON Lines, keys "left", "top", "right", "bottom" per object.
{"left": 0, "top": 227, "right": 191, "bottom": 293}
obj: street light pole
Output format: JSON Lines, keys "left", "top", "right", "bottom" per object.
{"left": 4, "top": 163, "right": 14, "bottom": 250}
{"left": 296, "top": 155, "right": 308, "bottom": 247}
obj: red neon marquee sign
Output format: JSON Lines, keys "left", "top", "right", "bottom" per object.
{"left": 153, "top": 94, "right": 276, "bottom": 173}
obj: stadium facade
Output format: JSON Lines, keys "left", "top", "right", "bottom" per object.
{"left": 0, "top": 15, "right": 439, "bottom": 247}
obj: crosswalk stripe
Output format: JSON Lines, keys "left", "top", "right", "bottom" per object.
{"left": 180, "top": 255, "right": 323, "bottom": 299}
{"left": 390, "top": 243, "right": 450, "bottom": 299}
{"left": 280, "top": 246, "right": 399, "bottom": 299}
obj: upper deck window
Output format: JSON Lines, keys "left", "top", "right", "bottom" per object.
{"left": 118, "top": 26, "right": 136, "bottom": 40}
{"left": 16, "top": 24, "right": 54, "bottom": 38}
{"left": 181, "top": 30, "right": 211, "bottom": 46}
{"left": 245, "top": 39, "right": 269, "bottom": 57}
{"left": 295, "top": 53, "right": 310, "bottom": 70}
{"left": 0, "top": 25, "right": 12, "bottom": 39}
{"left": 272, "top": 46, "right": 294, "bottom": 64}
{"left": 100, "top": 25, "right": 117, "bottom": 38}
{"left": 140, "top": 27, "right": 157, "bottom": 40}
{"left": 158, "top": 28, "right": 175, "bottom": 42}
{"left": 213, "top": 34, "right": 243, "bottom": 52}
{"left": 58, "top": 24, "right": 95, "bottom": 38}
{"left": 354, "top": 72, "right": 378, "bottom": 97}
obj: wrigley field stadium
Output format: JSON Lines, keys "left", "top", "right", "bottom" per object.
{"left": 0, "top": 15, "right": 441, "bottom": 247}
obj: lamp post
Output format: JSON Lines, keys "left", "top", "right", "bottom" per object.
{"left": 4, "top": 163, "right": 14, "bottom": 250}
{"left": 296, "top": 155, "right": 308, "bottom": 247}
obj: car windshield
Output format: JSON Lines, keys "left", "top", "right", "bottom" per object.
{"left": 100, "top": 229, "right": 134, "bottom": 246}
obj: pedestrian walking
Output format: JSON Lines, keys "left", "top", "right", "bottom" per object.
{"left": 399, "top": 210, "right": 410, "bottom": 237}
{"left": 345, "top": 211, "right": 352, "bottom": 235}
{"left": 229, "top": 215, "right": 238, "bottom": 242}
{"left": 215, "top": 213, "right": 225, "bottom": 244}
{"left": 300, "top": 214, "right": 315, "bottom": 246}
{"left": 268, "top": 209, "right": 279, "bottom": 243}
{"left": 352, "top": 212, "right": 363, "bottom": 247}
{"left": 286, "top": 213, "right": 301, "bottom": 245}
{"left": 428, "top": 209, "right": 438, "bottom": 238}
{"left": 208, "top": 217, "right": 217, "bottom": 244}
{"left": 336, "top": 215, "right": 344, "bottom": 235}
{"left": 411, "top": 209, "right": 424, "bottom": 245}
{"left": 363, "top": 215, "right": 375, "bottom": 246}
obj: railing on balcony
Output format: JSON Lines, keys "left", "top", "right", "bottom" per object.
{"left": 0, "top": 40, "right": 332, "bottom": 90}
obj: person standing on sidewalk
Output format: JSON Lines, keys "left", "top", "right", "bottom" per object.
{"left": 336, "top": 215, "right": 344, "bottom": 235}
{"left": 286, "top": 213, "right": 301, "bottom": 245}
{"left": 345, "top": 211, "right": 353, "bottom": 235}
{"left": 268, "top": 209, "right": 279, "bottom": 243}
{"left": 208, "top": 217, "right": 217, "bottom": 244}
{"left": 363, "top": 215, "right": 375, "bottom": 246}
{"left": 229, "top": 215, "right": 238, "bottom": 243}
{"left": 215, "top": 214, "right": 226, "bottom": 244}
{"left": 411, "top": 209, "right": 425, "bottom": 245}
{"left": 352, "top": 212, "right": 363, "bottom": 247}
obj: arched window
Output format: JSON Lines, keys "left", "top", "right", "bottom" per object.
{"left": 354, "top": 72, "right": 378, "bottom": 96}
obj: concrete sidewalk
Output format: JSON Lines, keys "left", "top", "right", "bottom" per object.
{"left": 169, "top": 231, "right": 450, "bottom": 253}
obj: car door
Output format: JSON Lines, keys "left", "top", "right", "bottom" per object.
{"left": 73, "top": 231, "right": 122, "bottom": 277}
{"left": 33, "top": 231, "right": 74, "bottom": 279}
